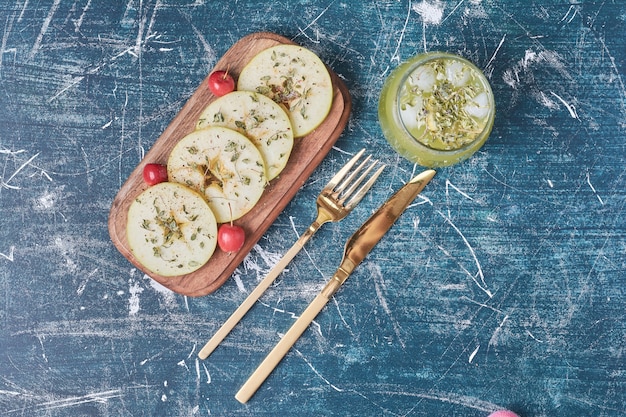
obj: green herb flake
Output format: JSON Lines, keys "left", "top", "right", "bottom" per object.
{"left": 213, "top": 112, "right": 224, "bottom": 123}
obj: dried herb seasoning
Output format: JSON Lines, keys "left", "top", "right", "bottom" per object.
{"left": 398, "top": 58, "right": 491, "bottom": 151}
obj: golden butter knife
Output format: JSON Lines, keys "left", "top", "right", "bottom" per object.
{"left": 235, "top": 169, "right": 436, "bottom": 403}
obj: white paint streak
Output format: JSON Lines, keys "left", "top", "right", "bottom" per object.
{"left": 366, "top": 388, "right": 500, "bottom": 413}
{"left": 37, "top": 335, "right": 48, "bottom": 362}
{"left": 461, "top": 296, "right": 503, "bottom": 314}
{"left": 146, "top": 0, "right": 162, "bottom": 45}
{"left": 37, "top": 190, "right": 56, "bottom": 209}
{"left": 233, "top": 271, "right": 246, "bottom": 293}
{"left": 0, "top": 246, "right": 15, "bottom": 261}
{"left": 77, "top": 268, "right": 98, "bottom": 296}
{"left": 503, "top": 49, "right": 570, "bottom": 90}
{"left": 118, "top": 89, "right": 129, "bottom": 187}
{"left": 263, "top": 303, "right": 323, "bottom": 337}
{"left": 468, "top": 344, "right": 480, "bottom": 363}
{"left": 372, "top": 264, "right": 406, "bottom": 349}
{"left": 391, "top": 0, "right": 412, "bottom": 62}
{"left": 54, "top": 236, "right": 78, "bottom": 271}
{"left": 446, "top": 180, "right": 474, "bottom": 201}
{"left": 0, "top": 8, "right": 17, "bottom": 71}
{"left": 522, "top": 49, "right": 538, "bottom": 67}
{"left": 1, "top": 152, "right": 39, "bottom": 190}
{"left": 73, "top": 0, "right": 92, "bottom": 33}
{"left": 4, "top": 386, "right": 151, "bottom": 414}
{"left": 33, "top": 389, "right": 124, "bottom": 411}
{"left": 488, "top": 315, "right": 509, "bottom": 347}
{"left": 28, "top": 0, "right": 62, "bottom": 60}
{"left": 440, "top": 0, "right": 465, "bottom": 25}
{"left": 293, "top": 347, "right": 344, "bottom": 392}
{"left": 408, "top": 193, "right": 433, "bottom": 209}
{"left": 596, "top": 36, "right": 626, "bottom": 107}
{"left": 550, "top": 91, "right": 579, "bottom": 119}
{"left": 202, "top": 362, "right": 211, "bottom": 384}
{"left": 296, "top": 1, "right": 334, "bottom": 43}
{"left": 586, "top": 172, "right": 604, "bottom": 205}
{"left": 48, "top": 76, "right": 85, "bottom": 103}
{"left": 0, "top": 148, "right": 25, "bottom": 155}
{"left": 331, "top": 296, "right": 353, "bottom": 335}
{"left": 128, "top": 280, "right": 143, "bottom": 315}
{"left": 437, "top": 211, "right": 492, "bottom": 298}
{"left": 412, "top": 1, "right": 444, "bottom": 25}
{"left": 560, "top": 5, "right": 580, "bottom": 24}
{"left": 147, "top": 274, "right": 178, "bottom": 307}
{"left": 189, "top": 21, "right": 217, "bottom": 64}
{"left": 538, "top": 91, "right": 560, "bottom": 110}
{"left": 243, "top": 243, "right": 286, "bottom": 282}
{"left": 502, "top": 69, "right": 519, "bottom": 89}
{"left": 484, "top": 34, "right": 507, "bottom": 72}
{"left": 526, "top": 330, "right": 544, "bottom": 343}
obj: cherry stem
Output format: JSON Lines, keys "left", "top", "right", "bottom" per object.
{"left": 228, "top": 202, "right": 234, "bottom": 226}
{"left": 222, "top": 66, "right": 231, "bottom": 80}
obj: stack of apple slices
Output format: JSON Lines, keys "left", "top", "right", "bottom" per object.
{"left": 126, "top": 43, "right": 334, "bottom": 277}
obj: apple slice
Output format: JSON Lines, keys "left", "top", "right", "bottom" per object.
{"left": 167, "top": 126, "right": 267, "bottom": 223}
{"left": 196, "top": 91, "right": 294, "bottom": 180}
{"left": 237, "top": 44, "right": 333, "bottom": 138}
{"left": 127, "top": 182, "right": 218, "bottom": 277}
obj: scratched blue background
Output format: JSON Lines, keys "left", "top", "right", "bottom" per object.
{"left": 1, "top": 1, "right": 625, "bottom": 416}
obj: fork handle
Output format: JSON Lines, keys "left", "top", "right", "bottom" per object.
{"left": 235, "top": 291, "right": 329, "bottom": 403}
{"left": 198, "top": 221, "right": 322, "bottom": 360}
{"left": 235, "top": 264, "right": 352, "bottom": 402}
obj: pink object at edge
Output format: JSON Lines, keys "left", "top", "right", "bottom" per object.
{"left": 488, "top": 411, "right": 520, "bottom": 417}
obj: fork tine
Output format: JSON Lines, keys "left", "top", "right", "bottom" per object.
{"left": 337, "top": 156, "right": 377, "bottom": 200}
{"left": 343, "top": 163, "right": 386, "bottom": 210}
{"left": 324, "top": 149, "right": 366, "bottom": 190}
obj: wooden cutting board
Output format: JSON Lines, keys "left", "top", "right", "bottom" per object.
{"left": 108, "top": 32, "right": 352, "bottom": 297}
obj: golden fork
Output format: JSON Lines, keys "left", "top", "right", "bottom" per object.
{"left": 198, "top": 149, "right": 385, "bottom": 360}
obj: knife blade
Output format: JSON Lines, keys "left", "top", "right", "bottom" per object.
{"left": 235, "top": 169, "right": 436, "bottom": 403}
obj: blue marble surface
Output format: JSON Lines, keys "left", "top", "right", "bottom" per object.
{"left": 1, "top": 1, "right": 624, "bottom": 416}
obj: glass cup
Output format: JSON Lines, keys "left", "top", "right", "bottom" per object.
{"left": 378, "top": 52, "right": 495, "bottom": 167}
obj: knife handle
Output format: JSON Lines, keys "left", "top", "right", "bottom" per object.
{"left": 235, "top": 291, "right": 330, "bottom": 403}
{"left": 198, "top": 227, "right": 319, "bottom": 360}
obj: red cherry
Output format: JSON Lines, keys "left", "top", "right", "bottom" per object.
{"left": 208, "top": 70, "right": 235, "bottom": 97}
{"left": 142, "top": 163, "right": 168, "bottom": 185}
{"left": 217, "top": 223, "right": 245, "bottom": 252}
